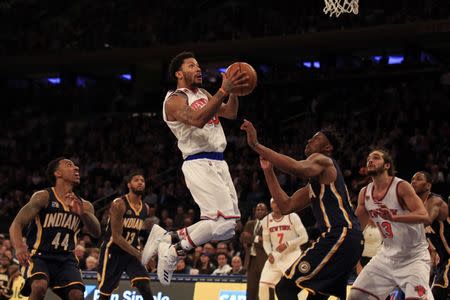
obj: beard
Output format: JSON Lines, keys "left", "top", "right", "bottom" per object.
{"left": 131, "top": 187, "right": 144, "bottom": 196}
{"left": 367, "top": 165, "right": 385, "bottom": 176}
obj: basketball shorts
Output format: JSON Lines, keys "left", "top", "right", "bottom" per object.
{"left": 432, "top": 257, "right": 449, "bottom": 292}
{"left": 98, "top": 246, "right": 150, "bottom": 296}
{"left": 351, "top": 250, "right": 433, "bottom": 299}
{"left": 182, "top": 158, "right": 240, "bottom": 220}
{"left": 21, "top": 254, "right": 84, "bottom": 297}
{"left": 279, "top": 227, "right": 363, "bottom": 298}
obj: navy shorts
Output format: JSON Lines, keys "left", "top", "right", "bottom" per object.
{"left": 97, "top": 246, "right": 150, "bottom": 296}
{"left": 21, "top": 254, "right": 84, "bottom": 297}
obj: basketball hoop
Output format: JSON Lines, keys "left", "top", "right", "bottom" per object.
{"left": 323, "top": 0, "right": 359, "bottom": 17}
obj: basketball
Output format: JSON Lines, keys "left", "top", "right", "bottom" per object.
{"left": 225, "top": 62, "right": 257, "bottom": 96}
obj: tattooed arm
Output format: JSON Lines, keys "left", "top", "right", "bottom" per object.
{"left": 9, "top": 190, "right": 49, "bottom": 265}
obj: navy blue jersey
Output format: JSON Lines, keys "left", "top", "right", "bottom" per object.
{"left": 26, "top": 188, "right": 81, "bottom": 256}
{"left": 309, "top": 159, "right": 360, "bottom": 233}
{"left": 425, "top": 193, "right": 450, "bottom": 261}
{"left": 101, "top": 195, "right": 148, "bottom": 252}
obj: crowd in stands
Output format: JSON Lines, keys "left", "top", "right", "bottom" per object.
{"left": 1, "top": 0, "right": 449, "bottom": 55}
{"left": 0, "top": 63, "right": 449, "bottom": 283}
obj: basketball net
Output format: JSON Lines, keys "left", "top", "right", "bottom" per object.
{"left": 323, "top": 0, "right": 359, "bottom": 17}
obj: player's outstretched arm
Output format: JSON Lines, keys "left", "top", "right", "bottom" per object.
{"left": 355, "top": 187, "right": 369, "bottom": 229}
{"left": 80, "top": 200, "right": 101, "bottom": 238}
{"left": 240, "top": 120, "right": 330, "bottom": 178}
{"left": 9, "top": 190, "right": 49, "bottom": 265}
{"left": 379, "top": 181, "right": 429, "bottom": 224}
{"left": 109, "top": 198, "right": 141, "bottom": 259}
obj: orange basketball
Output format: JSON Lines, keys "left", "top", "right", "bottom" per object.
{"left": 225, "top": 62, "right": 257, "bottom": 96}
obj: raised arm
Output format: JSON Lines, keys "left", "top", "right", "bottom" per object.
{"left": 201, "top": 88, "right": 239, "bottom": 120}
{"left": 109, "top": 198, "right": 141, "bottom": 259}
{"left": 379, "top": 181, "right": 429, "bottom": 224}
{"left": 165, "top": 71, "right": 247, "bottom": 128}
{"left": 9, "top": 190, "right": 49, "bottom": 265}
{"left": 355, "top": 187, "right": 370, "bottom": 230}
{"left": 240, "top": 120, "right": 332, "bottom": 178}
{"left": 260, "top": 157, "right": 312, "bottom": 214}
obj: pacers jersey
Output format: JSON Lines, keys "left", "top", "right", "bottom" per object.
{"left": 163, "top": 88, "right": 227, "bottom": 159}
{"left": 309, "top": 159, "right": 360, "bottom": 232}
{"left": 425, "top": 193, "right": 450, "bottom": 261}
{"left": 102, "top": 195, "right": 147, "bottom": 252}
{"left": 26, "top": 188, "right": 81, "bottom": 257}
{"left": 365, "top": 177, "right": 428, "bottom": 259}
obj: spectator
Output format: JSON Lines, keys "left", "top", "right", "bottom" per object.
{"left": 228, "top": 256, "right": 246, "bottom": 275}
{"left": 212, "top": 253, "right": 232, "bottom": 276}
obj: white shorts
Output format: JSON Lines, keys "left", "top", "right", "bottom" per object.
{"left": 182, "top": 159, "right": 240, "bottom": 220}
{"left": 351, "top": 251, "right": 433, "bottom": 300}
{"left": 260, "top": 249, "right": 302, "bottom": 287}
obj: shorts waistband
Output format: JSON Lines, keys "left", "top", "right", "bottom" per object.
{"left": 185, "top": 152, "right": 224, "bottom": 161}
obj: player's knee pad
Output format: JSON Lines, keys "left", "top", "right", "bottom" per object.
{"left": 347, "top": 288, "right": 376, "bottom": 300}
{"left": 211, "top": 219, "right": 236, "bottom": 240}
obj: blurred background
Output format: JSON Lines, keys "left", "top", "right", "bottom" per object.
{"left": 0, "top": 0, "right": 449, "bottom": 299}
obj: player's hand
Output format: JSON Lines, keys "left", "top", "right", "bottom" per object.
{"left": 377, "top": 205, "right": 395, "bottom": 221}
{"left": 240, "top": 119, "right": 259, "bottom": 148}
{"left": 259, "top": 156, "right": 273, "bottom": 170}
{"left": 67, "top": 193, "right": 84, "bottom": 216}
{"left": 268, "top": 254, "right": 275, "bottom": 264}
{"left": 15, "top": 244, "right": 30, "bottom": 266}
{"left": 276, "top": 243, "right": 288, "bottom": 253}
{"left": 220, "top": 69, "right": 249, "bottom": 94}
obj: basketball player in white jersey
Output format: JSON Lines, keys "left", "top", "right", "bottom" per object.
{"left": 349, "top": 149, "right": 433, "bottom": 300}
{"left": 259, "top": 199, "right": 308, "bottom": 300}
{"left": 140, "top": 51, "right": 249, "bottom": 285}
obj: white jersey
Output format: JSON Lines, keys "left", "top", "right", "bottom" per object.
{"left": 261, "top": 212, "right": 308, "bottom": 272}
{"left": 365, "top": 177, "right": 428, "bottom": 259}
{"left": 163, "top": 88, "right": 226, "bottom": 159}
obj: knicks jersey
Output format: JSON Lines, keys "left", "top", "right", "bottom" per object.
{"left": 102, "top": 195, "right": 147, "bottom": 252}
{"left": 365, "top": 177, "right": 428, "bottom": 259}
{"left": 163, "top": 88, "right": 227, "bottom": 159}
{"left": 264, "top": 213, "right": 304, "bottom": 251}
{"left": 26, "top": 188, "right": 81, "bottom": 257}
{"left": 309, "top": 159, "right": 360, "bottom": 232}
{"left": 425, "top": 194, "right": 450, "bottom": 261}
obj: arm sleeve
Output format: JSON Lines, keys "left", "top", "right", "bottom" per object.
{"left": 262, "top": 216, "right": 272, "bottom": 255}
{"left": 285, "top": 213, "right": 308, "bottom": 248}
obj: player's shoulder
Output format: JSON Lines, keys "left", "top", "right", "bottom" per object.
{"left": 111, "top": 197, "right": 126, "bottom": 210}
{"left": 308, "top": 152, "right": 333, "bottom": 166}
{"left": 30, "top": 189, "right": 50, "bottom": 206}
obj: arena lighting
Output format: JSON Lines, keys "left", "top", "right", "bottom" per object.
{"left": 371, "top": 56, "right": 382, "bottom": 62}
{"left": 302, "top": 61, "right": 320, "bottom": 69}
{"left": 218, "top": 67, "right": 227, "bottom": 73}
{"left": 119, "top": 74, "right": 132, "bottom": 80}
{"left": 47, "top": 77, "right": 61, "bottom": 84}
{"left": 388, "top": 55, "right": 404, "bottom": 65}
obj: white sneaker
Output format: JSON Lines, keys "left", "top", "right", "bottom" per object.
{"left": 157, "top": 243, "right": 180, "bottom": 286}
{"left": 141, "top": 224, "right": 167, "bottom": 266}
